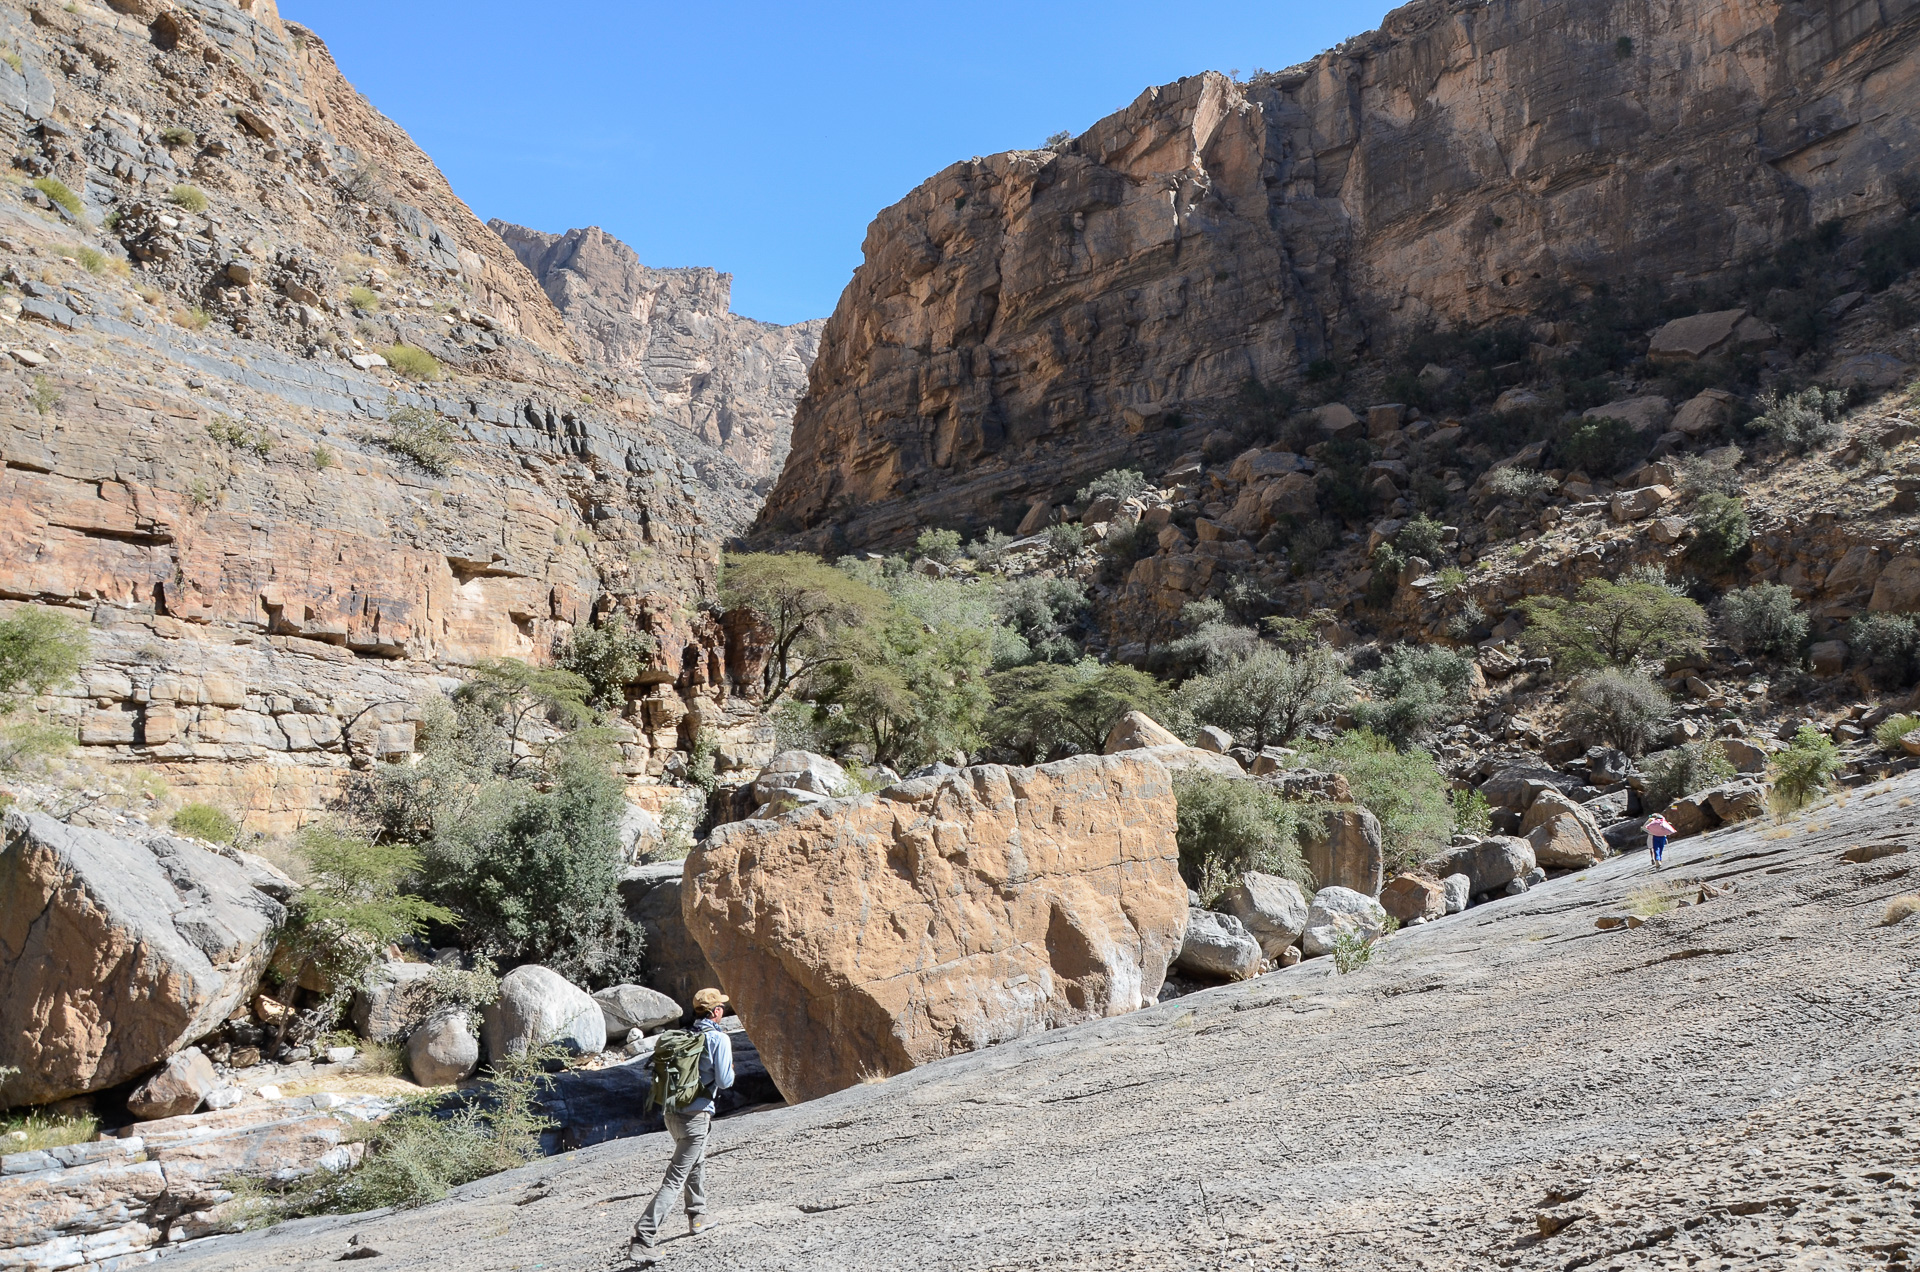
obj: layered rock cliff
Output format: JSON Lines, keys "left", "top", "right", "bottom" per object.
{"left": 0, "top": 0, "right": 774, "bottom": 829}
{"left": 759, "top": 0, "right": 1920, "bottom": 548}
{"left": 493, "top": 221, "right": 823, "bottom": 484}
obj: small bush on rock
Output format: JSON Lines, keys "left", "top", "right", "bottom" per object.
{"left": 1556, "top": 414, "right": 1639, "bottom": 474}
{"left": 382, "top": 404, "right": 458, "bottom": 475}
{"left": 1847, "top": 613, "right": 1920, "bottom": 687}
{"left": 555, "top": 613, "right": 654, "bottom": 711}
{"left": 0, "top": 606, "right": 88, "bottom": 711}
{"left": 1353, "top": 644, "right": 1474, "bottom": 748}
{"left": 1688, "top": 493, "right": 1751, "bottom": 573}
{"left": 1752, "top": 386, "right": 1846, "bottom": 452}
{"left": 170, "top": 802, "right": 238, "bottom": 844}
{"left": 1076, "top": 468, "right": 1147, "bottom": 504}
{"left": 1873, "top": 713, "right": 1920, "bottom": 751}
{"left": 914, "top": 527, "right": 963, "bottom": 564}
{"left": 166, "top": 184, "right": 208, "bottom": 214}
{"left": 1045, "top": 522, "right": 1087, "bottom": 556}
{"left": 1451, "top": 787, "right": 1492, "bottom": 836}
{"left": 1771, "top": 726, "right": 1841, "bottom": 810}
{"left": 1718, "top": 584, "right": 1808, "bottom": 660}
{"left": 1486, "top": 466, "right": 1556, "bottom": 501}
{"left": 1567, "top": 668, "right": 1672, "bottom": 757}
{"left": 983, "top": 660, "right": 1168, "bottom": 763}
{"left": 1394, "top": 514, "right": 1449, "bottom": 561}
{"left": 33, "top": 177, "right": 83, "bottom": 219}
{"left": 1172, "top": 772, "right": 1308, "bottom": 902}
{"left": 1641, "top": 741, "right": 1735, "bottom": 812}
{"left": 383, "top": 344, "right": 441, "bottom": 381}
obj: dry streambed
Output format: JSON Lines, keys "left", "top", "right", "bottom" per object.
{"left": 162, "top": 777, "right": 1920, "bottom": 1272}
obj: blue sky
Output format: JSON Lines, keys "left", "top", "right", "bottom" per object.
{"left": 282, "top": 2, "right": 1395, "bottom": 326}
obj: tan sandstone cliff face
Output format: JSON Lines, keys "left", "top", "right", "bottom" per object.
{"left": 493, "top": 223, "right": 824, "bottom": 485}
{"left": 759, "top": 0, "right": 1920, "bottom": 548}
{"left": 0, "top": 0, "right": 775, "bottom": 827}
{"left": 681, "top": 752, "right": 1188, "bottom": 1103}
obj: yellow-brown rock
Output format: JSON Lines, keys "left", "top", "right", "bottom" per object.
{"left": 682, "top": 753, "right": 1187, "bottom": 1103}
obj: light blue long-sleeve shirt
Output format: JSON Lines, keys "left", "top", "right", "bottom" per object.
{"left": 683, "top": 1018, "right": 735, "bottom": 1115}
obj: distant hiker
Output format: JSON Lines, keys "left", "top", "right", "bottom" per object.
{"left": 1645, "top": 814, "right": 1677, "bottom": 867}
{"left": 631, "top": 987, "right": 735, "bottom": 1253}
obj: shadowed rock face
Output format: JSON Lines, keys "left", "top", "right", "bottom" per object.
{"left": 681, "top": 752, "right": 1187, "bottom": 1103}
{"left": 493, "top": 222, "right": 824, "bottom": 484}
{"left": 758, "top": 0, "right": 1920, "bottom": 549}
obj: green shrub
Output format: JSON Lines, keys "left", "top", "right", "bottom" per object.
{"left": 206, "top": 415, "right": 274, "bottom": 457}
{"left": 1171, "top": 771, "right": 1308, "bottom": 902}
{"left": 1556, "top": 414, "right": 1640, "bottom": 474}
{"left": 175, "top": 305, "right": 210, "bottom": 331}
{"left": 32, "top": 177, "right": 82, "bottom": 219}
{"left": 1177, "top": 641, "right": 1351, "bottom": 749}
{"left": 1299, "top": 730, "right": 1454, "bottom": 875}
{"left": 1751, "top": 386, "right": 1845, "bottom": 452}
{"left": 990, "top": 574, "right": 1087, "bottom": 665}
{"left": 27, "top": 375, "right": 59, "bottom": 416}
{"left": 1353, "top": 644, "right": 1473, "bottom": 748}
{"left": 1847, "top": 613, "right": 1920, "bottom": 687}
{"left": 1873, "top": 714, "right": 1920, "bottom": 752}
{"left": 1521, "top": 579, "right": 1709, "bottom": 672}
{"left": 1394, "top": 514, "right": 1449, "bottom": 561}
{"left": 1333, "top": 918, "right": 1397, "bottom": 974}
{"left": 555, "top": 613, "right": 654, "bottom": 710}
{"left": 1045, "top": 521, "right": 1087, "bottom": 555}
{"left": 1367, "top": 543, "right": 1406, "bottom": 608}
{"left": 383, "top": 344, "right": 441, "bottom": 381}
{"left": 1287, "top": 521, "right": 1335, "bottom": 575}
{"left": 914, "top": 527, "right": 963, "bottom": 565}
{"left": 1771, "top": 725, "right": 1841, "bottom": 810}
{"left": 382, "top": 404, "right": 458, "bottom": 475}
{"left": 312, "top": 444, "right": 335, "bottom": 470}
{"left": 1688, "top": 493, "right": 1750, "bottom": 572}
{"left": 159, "top": 125, "right": 196, "bottom": 148}
{"left": 346, "top": 285, "right": 380, "bottom": 312}
{"left": 280, "top": 1048, "right": 554, "bottom": 1215}
{"left": 1450, "top": 787, "right": 1491, "bottom": 836}
{"left": 281, "top": 825, "right": 458, "bottom": 1010}
{"left": 1, "top": 1109, "right": 100, "bottom": 1154}
{"left": 171, "top": 802, "right": 238, "bottom": 844}
{"left": 1717, "top": 583, "right": 1808, "bottom": 659}
{"left": 167, "top": 184, "right": 209, "bottom": 214}
{"left": 0, "top": 606, "right": 88, "bottom": 711}
{"left": 966, "top": 528, "right": 1013, "bottom": 565}
{"left": 1076, "top": 468, "right": 1148, "bottom": 504}
{"left": 1641, "top": 742, "right": 1735, "bottom": 812}
{"left": 1486, "top": 466, "right": 1556, "bottom": 500}
{"left": 1566, "top": 668, "right": 1671, "bottom": 757}
{"left": 71, "top": 245, "right": 105, "bottom": 275}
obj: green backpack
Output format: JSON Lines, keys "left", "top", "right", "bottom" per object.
{"left": 648, "top": 1030, "right": 707, "bottom": 1112}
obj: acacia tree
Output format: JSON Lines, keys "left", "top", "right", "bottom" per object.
{"left": 804, "top": 612, "right": 993, "bottom": 770}
{"left": 983, "top": 661, "right": 1169, "bottom": 763}
{"left": 720, "top": 553, "right": 890, "bottom": 705}
{"left": 1521, "top": 579, "right": 1708, "bottom": 672}
{"left": 1177, "top": 642, "right": 1353, "bottom": 749}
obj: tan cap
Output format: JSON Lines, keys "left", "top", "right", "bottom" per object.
{"left": 692, "top": 988, "right": 730, "bottom": 1013}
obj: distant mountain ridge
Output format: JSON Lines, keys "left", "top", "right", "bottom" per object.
{"left": 492, "top": 221, "right": 824, "bottom": 486}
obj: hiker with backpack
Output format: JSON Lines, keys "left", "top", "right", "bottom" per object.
{"left": 632, "top": 987, "right": 735, "bottom": 1253}
{"left": 1644, "top": 814, "right": 1677, "bottom": 868}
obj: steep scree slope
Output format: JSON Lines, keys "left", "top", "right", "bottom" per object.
{"left": 758, "top": 0, "right": 1920, "bottom": 548}
{"left": 494, "top": 221, "right": 824, "bottom": 485}
{"left": 164, "top": 772, "right": 1920, "bottom": 1271}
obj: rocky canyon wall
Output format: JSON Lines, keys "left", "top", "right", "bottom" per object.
{"left": 0, "top": 0, "right": 774, "bottom": 830}
{"left": 493, "top": 222, "right": 824, "bottom": 485}
{"left": 758, "top": 0, "right": 1920, "bottom": 549}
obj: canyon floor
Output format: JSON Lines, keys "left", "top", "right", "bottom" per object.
{"left": 163, "top": 778, "right": 1920, "bottom": 1272}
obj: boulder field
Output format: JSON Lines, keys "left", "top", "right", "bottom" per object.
{"left": 160, "top": 769, "right": 1920, "bottom": 1271}
{"left": 682, "top": 751, "right": 1189, "bottom": 1102}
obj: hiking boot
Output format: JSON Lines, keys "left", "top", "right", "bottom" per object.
{"left": 630, "top": 1227, "right": 658, "bottom": 1255}
{"left": 689, "top": 1212, "right": 710, "bottom": 1236}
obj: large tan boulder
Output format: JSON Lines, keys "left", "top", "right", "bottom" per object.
{"left": 0, "top": 813, "right": 284, "bottom": 1109}
{"left": 1528, "top": 812, "right": 1609, "bottom": 870}
{"left": 1869, "top": 557, "right": 1920, "bottom": 612}
{"left": 1300, "top": 806, "right": 1385, "bottom": 897}
{"left": 1103, "top": 710, "right": 1181, "bottom": 752}
{"left": 683, "top": 753, "right": 1187, "bottom": 1102}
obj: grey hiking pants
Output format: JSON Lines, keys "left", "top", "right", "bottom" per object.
{"left": 637, "top": 1109, "right": 710, "bottom": 1236}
